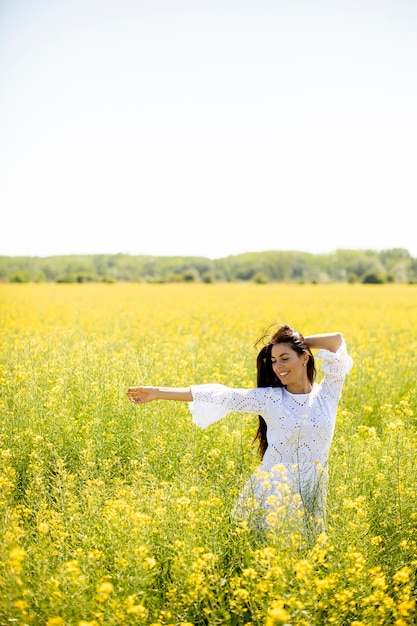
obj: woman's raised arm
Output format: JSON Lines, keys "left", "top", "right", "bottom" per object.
{"left": 304, "top": 332, "right": 343, "bottom": 353}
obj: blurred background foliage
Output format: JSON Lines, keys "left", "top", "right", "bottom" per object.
{"left": 2, "top": 247, "right": 417, "bottom": 284}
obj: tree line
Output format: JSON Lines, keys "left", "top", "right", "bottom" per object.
{"left": 2, "top": 248, "right": 417, "bottom": 284}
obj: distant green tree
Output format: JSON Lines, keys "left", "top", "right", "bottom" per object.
{"left": 408, "top": 259, "right": 417, "bottom": 283}
{"left": 165, "top": 273, "right": 184, "bottom": 283}
{"left": 183, "top": 268, "right": 199, "bottom": 282}
{"left": 362, "top": 272, "right": 386, "bottom": 284}
{"left": 101, "top": 275, "right": 116, "bottom": 284}
{"left": 34, "top": 271, "right": 46, "bottom": 283}
{"left": 75, "top": 272, "right": 100, "bottom": 283}
{"left": 201, "top": 271, "right": 215, "bottom": 283}
{"left": 253, "top": 272, "right": 268, "bottom": 284}
{"left": 347, "top": 273, "right": 358, "bottom": 284}
{"left": 56, "top": 272, "right": 100, "bottom": 283}
{"left": 9, "top": 271, "right": 31, "bottom": 283}
{"left": 56, "top": 274, "right": 77, "bottom": 283}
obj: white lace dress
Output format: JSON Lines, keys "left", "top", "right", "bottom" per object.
{"left": 189, "top": 341, "right": 353, "bottom": 534}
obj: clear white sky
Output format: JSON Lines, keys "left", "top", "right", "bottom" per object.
{"left": 1, "top": 0, "right": 416, "bottom": 259}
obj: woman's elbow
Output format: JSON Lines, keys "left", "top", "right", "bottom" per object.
{"left": 332, "top": 332, "right": 344, "bottom": 352}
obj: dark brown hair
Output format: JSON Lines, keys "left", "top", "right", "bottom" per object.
{"left": 253, "top": 324, "right": 316, "bottom": 458}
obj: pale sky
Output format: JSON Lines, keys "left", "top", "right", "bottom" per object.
{"left": 1, "top": 0, "right": 416, "bottom": 259}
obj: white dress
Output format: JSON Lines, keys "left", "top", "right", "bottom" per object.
{"left": 189, "top": 341, "right": 353, "bottom": 536}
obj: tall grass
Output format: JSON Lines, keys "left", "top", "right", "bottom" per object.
{"left": 0, "top": 283, "right": 416, "bottom": 625}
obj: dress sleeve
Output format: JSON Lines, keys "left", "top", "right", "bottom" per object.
{"left": 316, "top": 337, "right": 353, "bottom": 403}
{"left": 189, "top": 383, "right": 268, "bottom": 429}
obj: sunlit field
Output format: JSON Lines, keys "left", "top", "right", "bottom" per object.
{"left": 1, "top": 283, "right": 416, "bottom": 625}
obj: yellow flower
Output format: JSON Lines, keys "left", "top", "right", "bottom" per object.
{"left": 176, "top": 496, "right": 191, "bottom": 509}
{"left": 266, "top": 600, "right": 290, "bottom": 625}
{"left": 8, "top": 547, "right": 27, "bottom": 561}
{"left": 13, "top": 600, "right": 29, "bottom": 614}
{"left": 397, "top": 599, "right": 416, "bottom": 615}
{"left": 369, "top": 566, "right": 387, "bottom": 590}
{"left": 64, "top": 560, "right": 81, "bottom": 577}
{"left": 314, "top": 575, "right": 338, "bottom": 592}
{"left": 242, "top": 567, "right": 258, "bottom": 580}
{"left": 294, "top": 559, "right": 313, "bottom": 581}
{"left": 96, "top": 581, "right": 114, "bottom": 601}
{"left": 38, "top": 521, "right": 50, "bottom": 534}
{"left": 393, "top": 566, "right": 412, "bottom": 585}
{"left": 127, "top": 604, "right": 148, "bottom": 618}
{"left": 233, "top": 587, "right": 250, "bottom": 602}
{"left": 370, "top": 535, "right": 383, "bottom": 546}
{"left": 7, "top": 547, "right": 27, "bottom": 574}
{"left": 87, "top": 549, "right": 104, "bottom": 561}
{"left": 46, "top": 618, "right": 66, "bottom": 626}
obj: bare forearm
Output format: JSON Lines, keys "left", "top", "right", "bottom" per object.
{"left": 304, "top": 332, "right": 343, "bottom": 353}
{"left": 127, "top": 385, "right": 193, "bottom": 404}
{"left": 151, "top": 387, "right": 193, "bottom": 401}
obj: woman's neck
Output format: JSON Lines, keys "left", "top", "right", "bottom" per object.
{"left": 286, "top": 381, "right": 313, "bottom": 394}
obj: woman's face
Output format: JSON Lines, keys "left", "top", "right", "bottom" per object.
{"left": 270, "top": 342, "right": 308, "bottom": 388}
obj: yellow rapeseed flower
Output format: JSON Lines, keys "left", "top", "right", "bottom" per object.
{"left": 393, "top": 566, "right": 412, "bottom": 585}
{"left": 242, "top": 567, "right": 257, "bottom": 580}
{"left": 13, "top": 600, "right": 29, "bottom": 614}
{"left": 397, "top": 599, "right": 416, "bottom": 615}
{"left": 266, "top": 600, "right": 290, "bottom": 625}
{"left": 314, "top": 574, "right": 339, "bottom": 592}
{"left": 96, "top": 581, "right": 114, "bottom": 601}
{"left": 370, "top": 535, "right": 383, "bottom": 546}
{"left": 38, "top": 521, "right": 50, "bottom": 534}
{"left": 7, "top": 547, "right": 27, "bottom": 574}
{"left": 46, "top": 618, "right": 66, "bottom": 626}
{"left": 126, "top": 604, "right": 148, "bottom": 618}
{"left": 369, "top": 566, "right": 388, "bottom": 590}
{"left": 294, "top": 559, "right": 314, "bottom": 581}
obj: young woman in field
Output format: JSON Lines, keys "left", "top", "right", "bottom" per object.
{"left": 127, "top": 325, "right": 353, "bottom": 539}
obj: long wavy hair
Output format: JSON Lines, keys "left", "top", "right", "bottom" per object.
{"left": 253, "top": 324, "right": 316, "bottom": 458}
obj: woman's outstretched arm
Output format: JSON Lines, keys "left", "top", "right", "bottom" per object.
{"left": 304, "top": 332, "right": 343, "bottom": 353}
{"left": 127, "top": 386, "right": 193, "bottom": 404}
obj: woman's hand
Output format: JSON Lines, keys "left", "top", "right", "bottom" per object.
{"left": 126, "top": 386, "right": 158, "bottom": 404}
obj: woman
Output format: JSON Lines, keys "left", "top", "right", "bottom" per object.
{"left": 127, "top": 325, "right": 353, "bottom": 539}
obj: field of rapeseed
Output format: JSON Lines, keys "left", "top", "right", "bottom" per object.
{"left": 1, "top": 282, "right": 416, "bottom": 626}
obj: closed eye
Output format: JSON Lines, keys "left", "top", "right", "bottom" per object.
{"left": 271, "top": 356, "right": 289, "bottom": 365}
